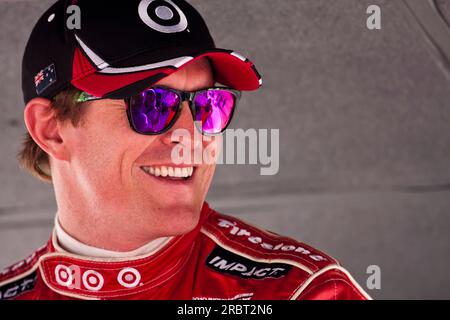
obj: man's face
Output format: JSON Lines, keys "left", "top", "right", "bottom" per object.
{"left": 59, "top": 58, "right": 219, "bottom": 241}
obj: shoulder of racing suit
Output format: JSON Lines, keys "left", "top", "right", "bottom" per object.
{"left": 0, "top": 245, "right": 48, "bottom": 300}
{"left": 201, "top": 209, "right": 372, "bottom": 300}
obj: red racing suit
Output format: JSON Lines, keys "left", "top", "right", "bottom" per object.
{"left": 0, "top": 202, "right": 371, "bottom": 300}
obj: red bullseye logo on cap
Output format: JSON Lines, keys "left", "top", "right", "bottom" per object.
{"left": 138, "top": 0, "right": 188, "bottom": 33}
{"left": 117, "top": 268, "right": 141, "bottom": 288}
{"left": 82, "top": 270, "right": 104, "bottom": 291}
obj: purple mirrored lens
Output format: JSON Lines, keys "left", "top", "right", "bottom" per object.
{"left": 128, "top": 88, "right": 180, "bottom": 133}
{"left": 194, "top": 90, "right": 235, "bottom": 134}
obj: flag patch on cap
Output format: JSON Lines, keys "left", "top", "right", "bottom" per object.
{"left": 34, "top": 64, "right": 57, "bottom": 95}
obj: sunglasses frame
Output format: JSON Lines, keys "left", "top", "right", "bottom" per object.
{"left": 77, "top": 86, "right": 242, "bottom": 136}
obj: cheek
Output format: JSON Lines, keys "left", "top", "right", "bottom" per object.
{"left": 69, "top": 129, "right": 123, "bottom": 186}
{"left": 198, "top": 136, "right": 220, "bottom": 185}
{"left": 202, "top": 135, "right": 222, "bottom": 164}
{"left": 66, "top": 115, "right": 150, "bottom": 184}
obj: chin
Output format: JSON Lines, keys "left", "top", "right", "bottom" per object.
{"left": 153, "top": 202, "right": 202, "bottom": 237}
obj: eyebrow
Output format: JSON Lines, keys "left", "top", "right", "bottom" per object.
{"left": 152, "top": 81, "right": 220, "bottom": 92}
{"left": 77, "top": 81, "right": 222, "bottom": 103}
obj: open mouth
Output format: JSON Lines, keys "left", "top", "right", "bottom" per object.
{"left": 140, "top": 166, "right": 195, "bottom": 181}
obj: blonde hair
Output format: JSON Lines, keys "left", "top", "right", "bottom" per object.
{"left": 18, "top": 85, "right": 86, "bottom": 183}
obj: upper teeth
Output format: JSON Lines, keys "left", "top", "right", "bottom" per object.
{"left": 141, "top": 166, "right": 194, "bottom": 178}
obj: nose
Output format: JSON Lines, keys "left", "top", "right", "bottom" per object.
{"left": 160, "top": 101, "right": 202, "bottom": 149}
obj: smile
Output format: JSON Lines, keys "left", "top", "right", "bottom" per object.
{"left": 141, "top": 166, "right": 194, "bottom": 180}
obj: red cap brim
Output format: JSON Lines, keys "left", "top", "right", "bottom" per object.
{"left": 71, "top": 48, "right": 262, "bottom": 99}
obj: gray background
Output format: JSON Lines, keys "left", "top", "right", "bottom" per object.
{"left": 1, "top": 0, "right": 450, "bottom": 299}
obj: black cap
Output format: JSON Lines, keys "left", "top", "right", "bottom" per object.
{"left": 22, "top": 0, "right": 262, "bottom": 104}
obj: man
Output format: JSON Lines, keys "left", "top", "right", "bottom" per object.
{"left": 0, "top": 0, "right": 370, "bottom": 300}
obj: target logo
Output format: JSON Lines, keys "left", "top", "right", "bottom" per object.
{"left": 138, "top": 0, "right": 188, "bottom": 33}
{"left": 117, "top": 268, "right": 142, "bottom": 288}
{"left": 55, "top": 265, "right": 74, "bottom": 287}
{"left": 55, "top": 265, "right": 104, "bottom": 291}
{"left": 82, "top": 270, "right": 104, "bottom": 291}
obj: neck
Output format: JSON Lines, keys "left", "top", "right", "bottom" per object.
{"left": 54, "top": 215, "right": 172, "bottom": 258}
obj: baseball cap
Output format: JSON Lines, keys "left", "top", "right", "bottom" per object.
{"left": 22, "top": 0, "right": 262, "bottom": 104}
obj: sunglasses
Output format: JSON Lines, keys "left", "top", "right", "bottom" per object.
{"left": 77, "top": 86, "right": 242, "bottom": 135}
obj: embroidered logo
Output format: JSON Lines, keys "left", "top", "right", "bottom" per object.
{"left": 206, "top": 246, "right": 292, "bottom": 280}
{"left": 138, "top": 0, "right": 188, "bottom": 33}
{"left": 35, "top": 64, "right": 57, "bottom": 95}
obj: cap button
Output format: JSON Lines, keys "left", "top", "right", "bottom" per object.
{"left": 155, "top": 5, "right": 174, "bottom": 20}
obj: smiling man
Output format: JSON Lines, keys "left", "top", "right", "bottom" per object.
{"left": 0, "top": 0, "right": 370, "bottom": 300}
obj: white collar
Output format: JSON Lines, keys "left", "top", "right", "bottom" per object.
{"left": 54, "top": 216, "right": 172, "bottom": 259}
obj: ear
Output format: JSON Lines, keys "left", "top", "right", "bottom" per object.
{"left": 24, "top": 98, "right": 69, "bottom": 162}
